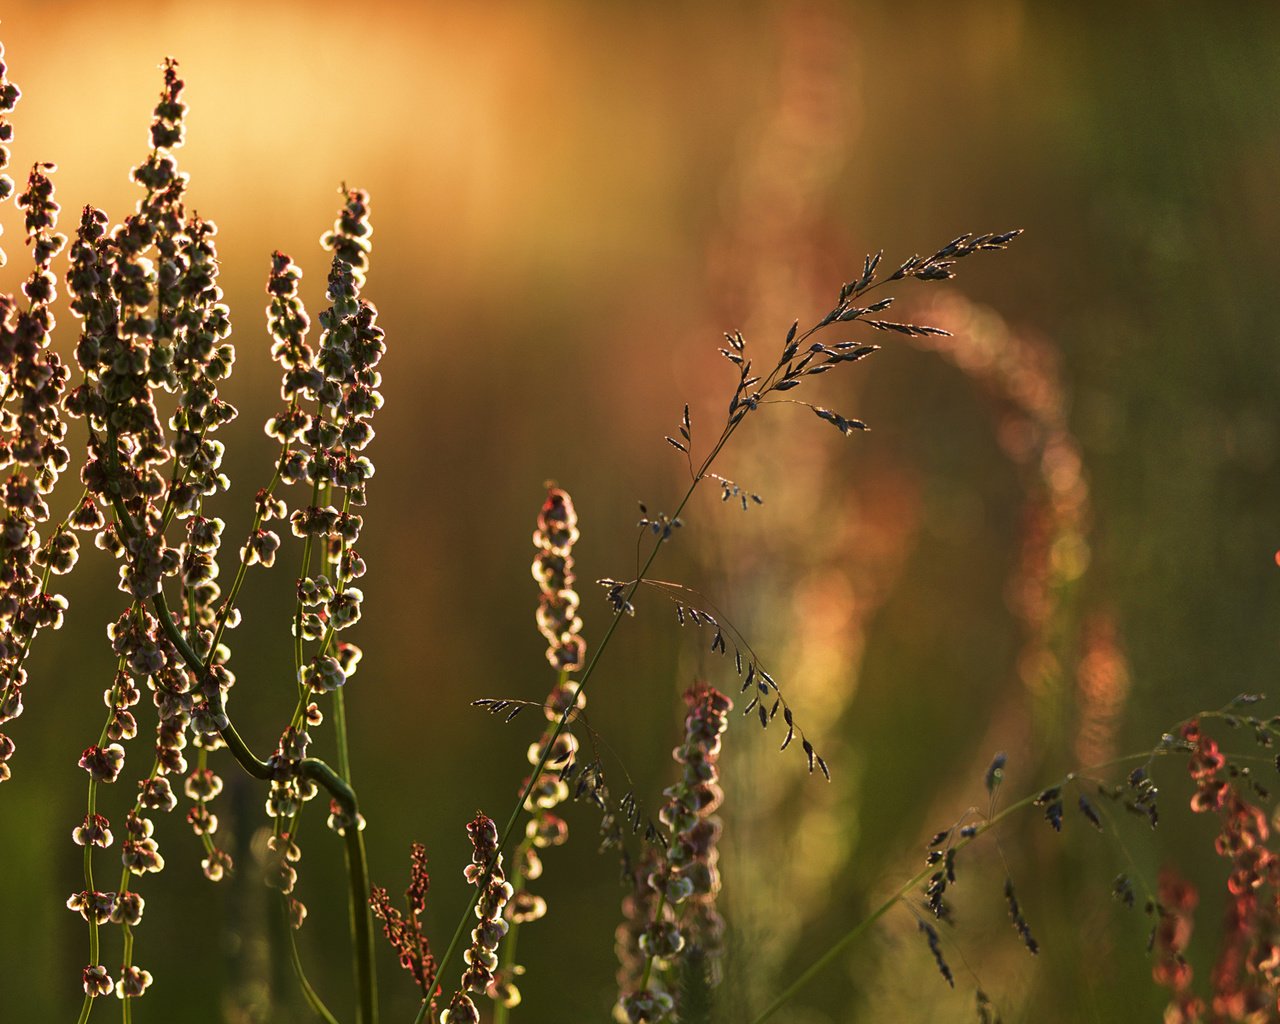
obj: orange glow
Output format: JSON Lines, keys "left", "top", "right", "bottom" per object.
{"left": 1074, "top": 613, "right": 1132, "bottom": 767}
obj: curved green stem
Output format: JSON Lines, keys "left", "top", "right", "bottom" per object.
{"left": 100, "top": 474, "right": 376, "bottom": 1023}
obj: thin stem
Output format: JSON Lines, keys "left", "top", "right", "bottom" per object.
{"left": 324, "top": 476, "right": 374, "bottom": 1018}
{"left": 283, "top": 896, "right": 343, "bottom": 1024}
{"left": 75, "top": 778, "right": 102, "bottom": 1024}
{"left": 332, "top": 688, "right": 377, "bottom": 1020}
{"left": 636, "top": 892, "right": 669, "bottom": 993}
{"left": 346, "top": 826, "right": 377, "bottom": 1024}
{"left": 84, "top": 785, "right": 99, "bottom": 962}
{"left": 325, "top": 485, "right": 355, "bottom": 783}
{"left": 76, "top": 622, "right": 137, "bottom": 1024}
{"left": 120, "top": 922, "right": 134, "bottom": 1024}
{"left": 333, "top": 690, "right": 353, "bottom": 797}
{"left": 293, "top": 476, "right": 325, "bottom": 690}
{"left": 207, "top": 459, "right": 284, "bottom": 660}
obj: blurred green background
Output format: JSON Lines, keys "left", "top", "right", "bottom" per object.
{"left": 0, "top": 1, "right": 1277, "bottom": 1021}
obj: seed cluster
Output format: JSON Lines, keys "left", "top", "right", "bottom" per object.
{"left": 370, "top": 842, "right": 436, "bottom": 1002}
{"left": 477, "top": 486, "right": 591, "bottom": 1010}
{"left": 0, "top": 155, "right": 73, "bottom": 780}
{"left": 615, "top": 683, "right": 732, "bottom": 1023}
{"left": 440, "top": 814, "right": 513, "bottom": 1024}
{"left": 532, "top": 486, "right": 585, "bottom": 671}
{"left": 0, "top": 39, "right": 18, "bottom": 252}
{"left": 1155, "top": 719, "right": 1280, "bottom": 1021}
{"left": 0, "top": 47, "right": 386, "bottom": 1009}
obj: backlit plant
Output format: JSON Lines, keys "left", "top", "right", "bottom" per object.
{"left": 7, "top": 34, "right": 1268, "bottom": 1024}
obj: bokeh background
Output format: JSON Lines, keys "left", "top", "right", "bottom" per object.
{"left": 0, "top": 1, "right": 1277, "bottom": 1021}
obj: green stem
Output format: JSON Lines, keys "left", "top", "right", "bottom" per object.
{"left": 636, "top": 893, "right": 669, "bottom": 993}
{"left": 120, "top": 922, "right": 134, "bottom": 1024}
{"left": 75, "top": 779, "right": 101, "bottom": 1024}
{"left": 325, "top": 484, "right": 354, "bottom": 782}
{"left": 284, "top": 896, "right": 343, "bottom": 1024}
{"left": 207, "top": 460, "right": 284, "bottom": 660}
{"left": 333, "top": 689, "right": 352, "bottom": 794}
{"left": 77, "top": 631, "right": 137, "bottom": 1024}
{"left": 85, "top": 784, "right": 99, "bottom": 963}
{"left": 347, "top": 825, "right": 377, "bottom": 1024}
{"left": 293, "top": 476, "right": 325, "bottom": 690}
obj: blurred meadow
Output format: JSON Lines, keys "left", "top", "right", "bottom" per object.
{"left": 1, "top": 1, "right": 1278, "bottom": 1021}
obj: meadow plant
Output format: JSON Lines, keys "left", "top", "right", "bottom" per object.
{"left": 614, "top": 683, "right": 732, "bottom": 1023}
{"left": 6, "top": 36, "right": 1275, "bottom": 1024}
{"left": 1152, "top": 716, "right": 1280, "bottom": 1021}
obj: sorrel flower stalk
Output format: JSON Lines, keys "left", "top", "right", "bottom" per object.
{"left": 253, "top": 188, "right": 382, "bottom": 995}
{"left": 371, "top": 842, "right": 437, "bottom": 1007}
{"left": 1168, "top": 719, "right": 1280, "bottom": 1020}
{"left": 0, "top": 135, "right": 75, "bottom": 778}
{"left": 59, "top": 60, "right": 247, "bottom": 1020}
{"left": 488, "top": 487, "right": 587, "bottom": 1017}
{"left": 250, "top": 186, "right": 383, "bottom": 1021}
{"left": 532, "top": 486, "right": 586, "bottom": 674}
{"left": 439, "top": 814, "right": 514, "bottom": 1024}
{"left": 1152, "top": 866, "right": 1202, "bottom": 1024}
{"left": 615, "top": 682, "right": 732, "bottom": 1024}
{"left": 0, "top": 49, "right": 386, "bottom": 1023}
